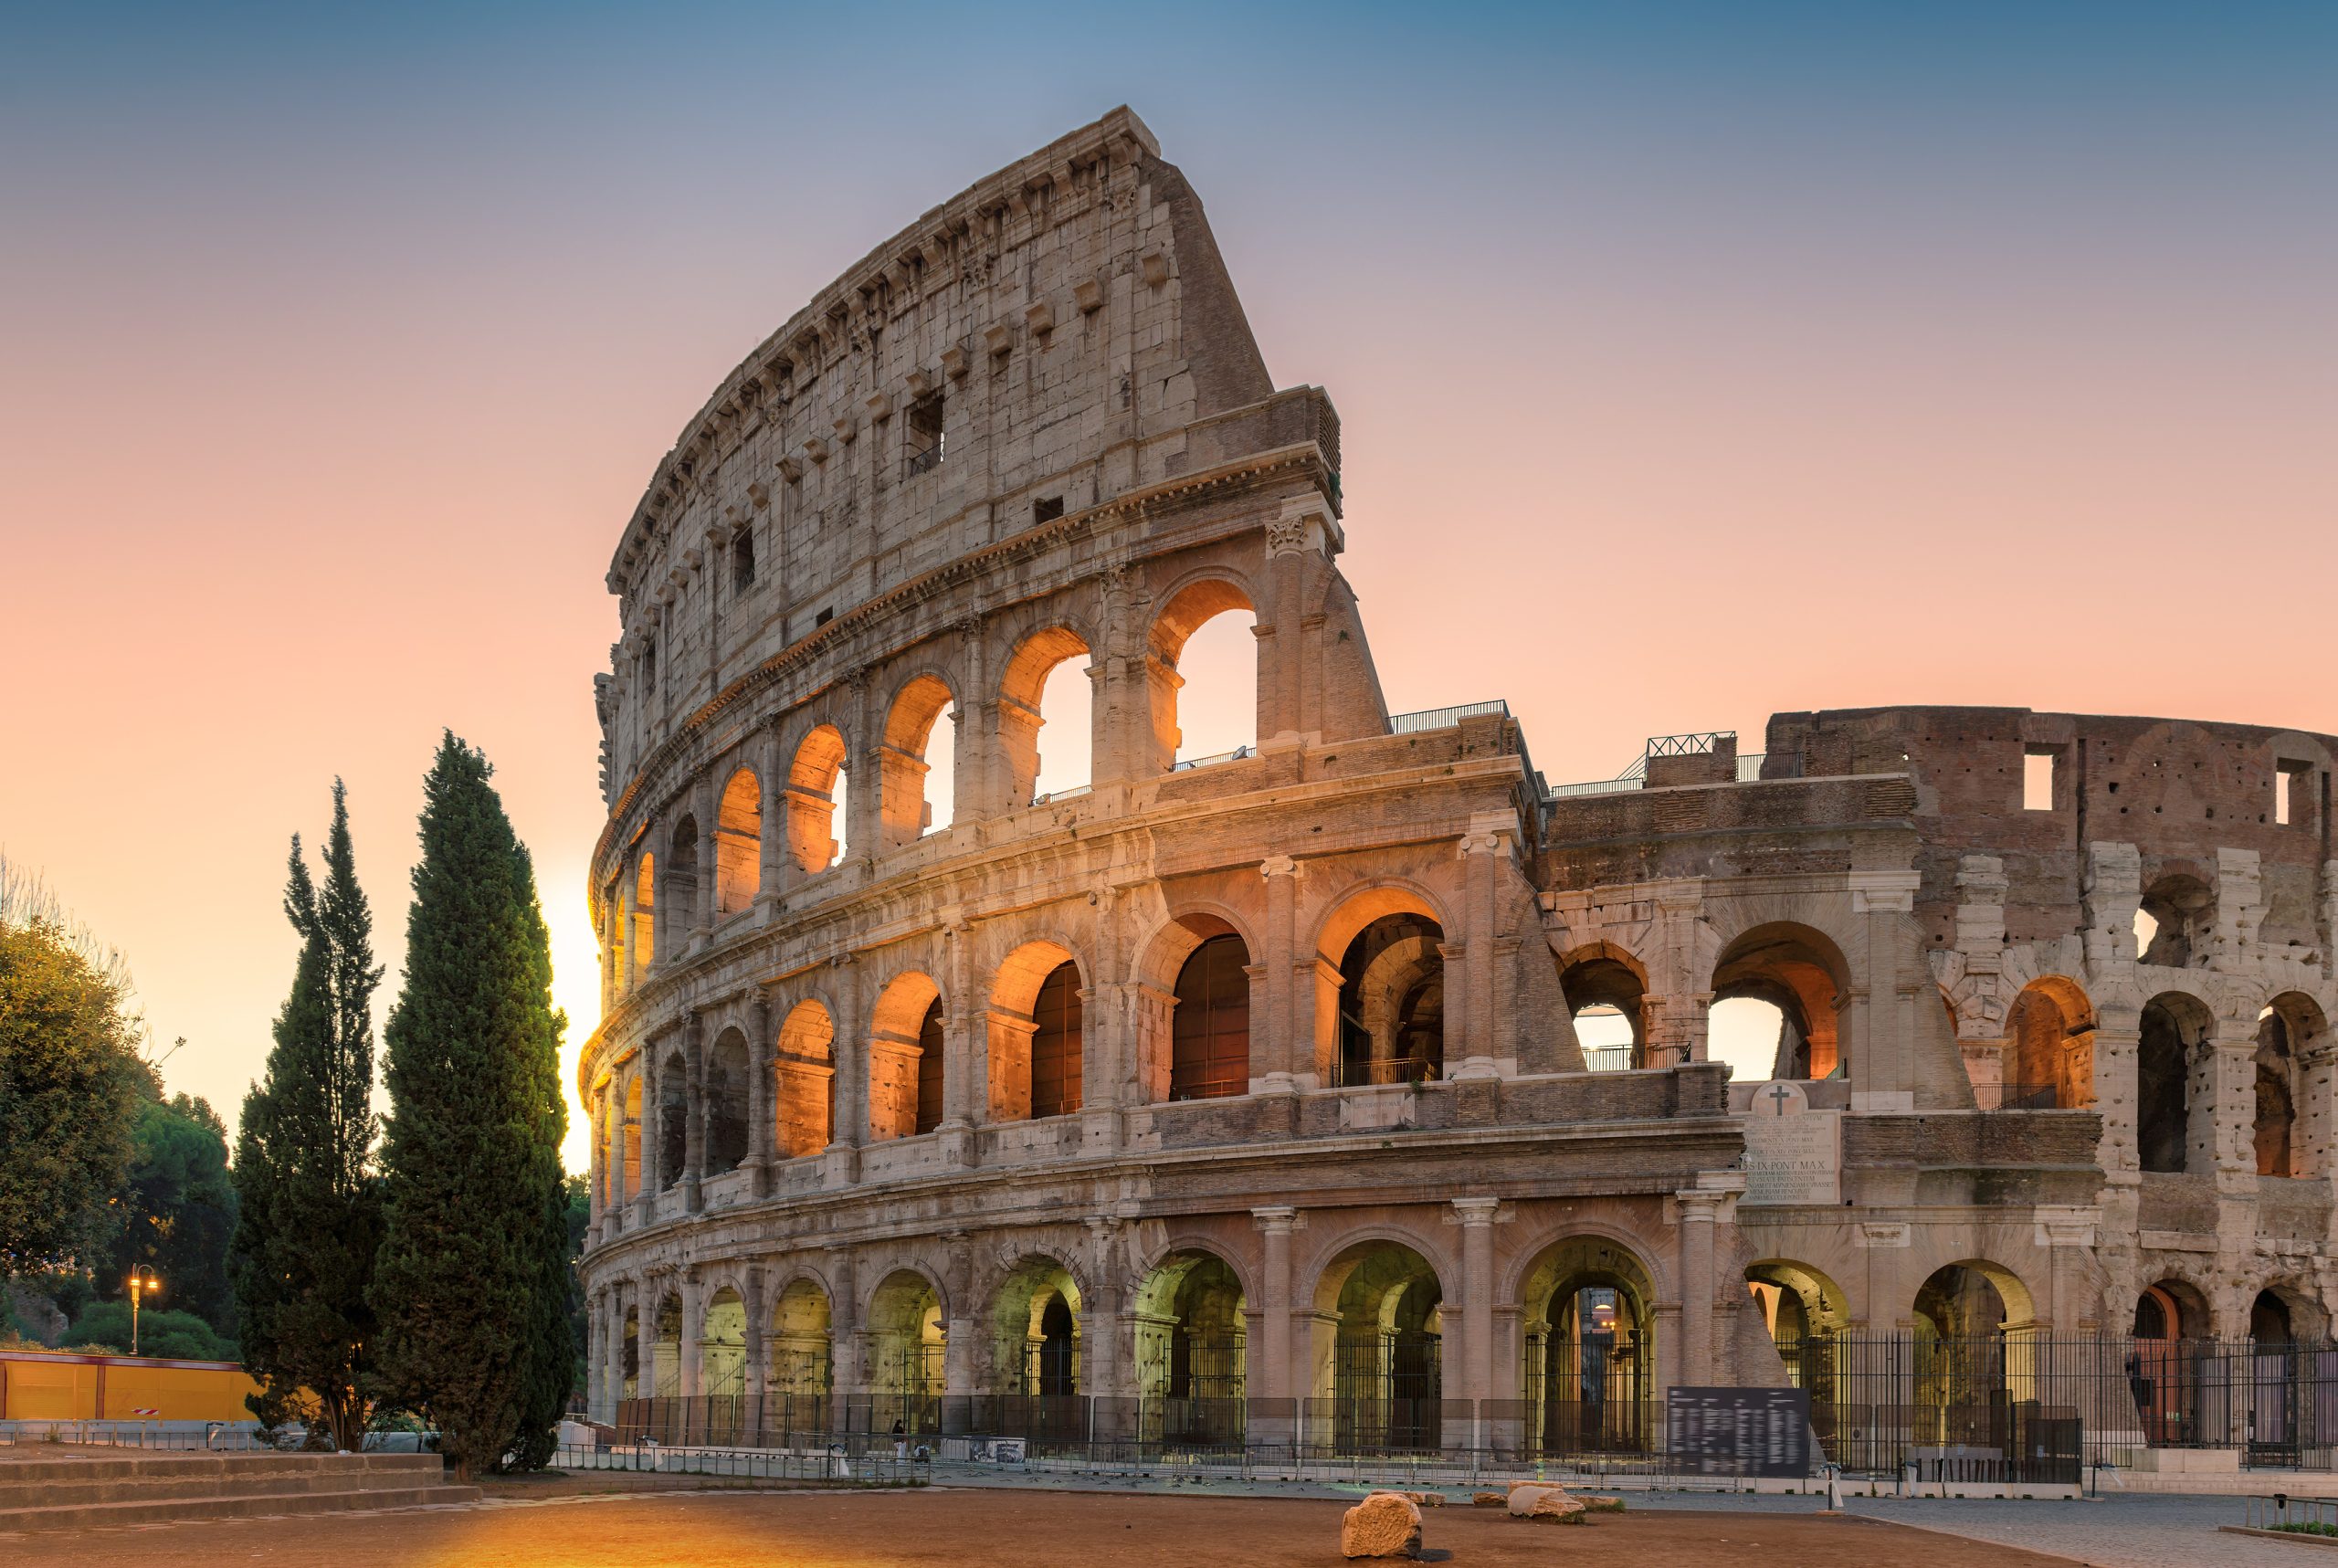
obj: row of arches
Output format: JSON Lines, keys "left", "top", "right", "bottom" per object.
{"left": 1557, "top": 922, "right": 1851, "bottom": 1080}
{"left": 600, "top": 580, "right": 1262, "bottom": 1000}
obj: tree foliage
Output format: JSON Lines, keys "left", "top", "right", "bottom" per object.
{"left": 230, "top": 782, "right": 384, "bottom": 1451}
{"left": 101, "top": 1091, "right": 238, "bottom": 1332}
{"left": 66, "top": 1300, "right": 234, "bottom": 1361}
{"left": 0, "top": 897, "right": 146, "bottom": 1275}
{"left": 372, "top": 735, "right": 571, "bottom": 1479}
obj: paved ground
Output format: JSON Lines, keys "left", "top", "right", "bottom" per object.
{"left": 4, "top": 1484, "right": 2077, "bottom": 1566}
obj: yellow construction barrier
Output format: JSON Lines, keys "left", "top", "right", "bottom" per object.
{"left": 0, "top": 1350, "right": 263, "bottom": 1423}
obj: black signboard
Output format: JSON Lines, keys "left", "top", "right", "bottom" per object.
{"left": 1664, "top": 1386, "right": 1813, "bottom": 1477}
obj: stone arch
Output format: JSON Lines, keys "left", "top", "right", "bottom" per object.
{"left": 702, "top": 1026, "right": 750, "bottom": 1175}
{"left": 2137, "top": 870, "right": 2215, "bottom": 968}
{"left": 1517, "top": 1235, "right": 1660, "bottom": 1454}
{"left": 1313, "top": 882, "right": 1451, "bottom": 1089}
{"left": 1744, "top": 1257, "right": 1853, "bottom": 1345}
{"left": 869, "top": 970, "right": 944, "bottom": 1142}
{"left": 879, "top": 672, "right": 957, "bottom": 850}
{"left": 702, "top": 1285, "right": 748, "bottom": 1396}
{"left": 612, "top": 1070, "right": 642, "bottom": 1207}
{"left": 2139, "top": 990, "right": 2214, "bottom": 1173}
{"left": 2249, "top": 1278, "right": 2326, "bottom": 1342}
{"left": 999, "top": 626, "right": 1094, "bottom": 806}
{"left": 1557, "top": 943, "right": 1648, "bottom": 1071}
{"left": 649, "top": 1289, "right": 684, "bottom": 1398}
{"left": 865, "top": 1268, "right": 946, "bottom": 1415}
{"left": 784, "top": 722, "right": 848, "bottom": 874}
{"left": 1910, "top": 1259, "right": 2041, "bottom": 1428}
{"left": 2133, "top": 1276, "right": 2212, "bottom": 1339}
{"left": 2257, "top": 993, "right": 2323, "bottom": 1177}
{"left": 667, "top": 815, "right": 701, "bottom": 934}
{"left": 987, "top": 939, "right": 1084, "bottom": 1122}
{"left": 769, "top": 1275, "right": 834, "bottom": 1396}
{"left": 1132, "top": 1248, "right": 1248, "bottom": 1430}
{"left": 2004, "top": 975, "right": 2096, "bottom": 1110}
{"left": 620, "top": 1298, "right": 641, "bottom": 1401}
{"left": 1162, "top": 918, "right": 1251, "bottom": 1103}
{"left": 1710, "top": 921, "right": 1851, "bottom": 1081}
{"left": 631, "top": 854, "right": 656, "bottom": 981}
{"left": 989, "top": 1254, "right": 1084, "bottom": 1396}
{"left": 775, "top": 998, "right": 835, "bottom": 1159}
{"left": 1146, "top": 572, "right": 1260, "bottom": 773}
{"left": 1311, "top": 1236, "right": 1447, "bottom": 1451}
{"left": 714, "top": 767, "right": 761, "bottom": 916}
{"left": 654, "top": 1041, "right": 688, "bottom": 1190}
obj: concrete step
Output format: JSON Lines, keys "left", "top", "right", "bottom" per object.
{"left": 0, "top": 1482, "right": 481, "bottom": 1534}
{"left": 0, "top": 1452, "right": 443, "bottom": 1508}
{"left": 1, "top": 1468, "right": 443, "bottom": 1509}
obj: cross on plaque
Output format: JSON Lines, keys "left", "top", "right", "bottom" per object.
{"left": 1767, "top": 1083, "right": 1795, "bottom": 1116}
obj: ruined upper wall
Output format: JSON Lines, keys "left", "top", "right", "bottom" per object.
{"left": 1764, "top": 707, "right": 2337, "bottom": 953}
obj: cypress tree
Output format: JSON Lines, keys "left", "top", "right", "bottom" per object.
{"left": 230, "top": 784, "right": 382, "bottom": 1450}
{"left": 373, "top": 734, "right": 570, "bottom": 1479}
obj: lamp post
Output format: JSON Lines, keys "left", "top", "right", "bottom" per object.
{"left": 127, "top": 1265, "right": 161, "bottom": 1355}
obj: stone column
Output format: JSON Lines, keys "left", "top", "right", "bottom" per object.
{"left": 1452, "top": 816, "right": 1512, "bottom": 1079}
{"left": 744, "top": 988, "right": 776, "bottom": 1196}
{"left": 584, "top": 1289, "right": 604, "bottom": 1422}
{"left": 742, "top": 1265, "right": 769, "bottom": 1401}
{"left": 680, "top": 1270, "right": 705, "bottom": 1400}
{"left": 692, "top": 774, "right": 718, "bottom": 948}
{"left": 604, "top": 1079, "right": 628, "bottom": 1244}
{"left": 2091, "top": 1005, "right": 2143, "bottom": 1178}
{"left": 2209, "top": 1017, "right": 2261, "bottom": 1189}
{"left": 604, "top": 1285, "right": 628, "bottom": 1416}
{"left": 1677, "top": 1188, "right": 1722, "bottom": 1385}
{"left": 757, "top": 725, "right": 790, "bottom": 912}
{"left": 938, "top": 914, "right": 979, "bottom": 1166}
{"left": 1254, "top": 1206, "right": 1298, "bottom": 1402}
{"left": 828, "top": 1252, "right": 862, "bottom": 1394}
{"left": 681, "top": 1012, "right": 706, "bottom": 1214}
{"left": 585, "top": 1089, "right": 606, "bottom": 1230}
{"left": 824, "top": 955, "right": 865, "bottom": 1186}
{"left": 634, "top": 1046, "right": 660, "bottom": 1226}
{"left": 1452, "top": 1198, "right": 1500, "bottom": 1409}
{"left": 1259, "top": 857, "right": 1304, "bottom": 1088}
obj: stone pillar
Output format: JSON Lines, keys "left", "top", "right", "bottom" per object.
{"left": 1259, "top": 856, "right": 1305, "bottom": 1088}
{"left": 605, "top": 1079, "right": 629, "bottom": 1243}
{"left": 1452, "top": 816, "right": 1512, "bottom": 1079}
{"left": 757, "top": 725, "right": 791, "bottom": 911}
{"left": 2092, "top": 1004, "right": 2143, "bottom": 1177}
{"left": 2208, "top": 1019, "right": 2261, "bottom": 1189}
{"left": 1452, "top": 1198, "right": 1499, "bottom": 1407}
{"left": 1677, "top": 1189, "right": 1719, "bottom": 1386}
{"left": 584, "top": 1289, "right": 604, "bottom": 1421}
{"left": 680, "top": 1270, "right": 705, "bottom": 1400}
{"left": 744, "top": 988, "right": 776, "bottom": 1196}
{"left": 604, "top": 1285, "right": 628, "bottom": 1417}
{"left": 634, "top": 1046, "right": 660, "bottom": 1226}
{"left": 938, "top": 914, "right": 979, "bottom": 1165}
{"left": 1254, "top": 1206, "right": 1298, "bottom": 1402}
{"left": 824, "top": 955, "right": 865, "bottom": 1186}
{"left": 1083, "top": 1218, "right": 1123, "bottom": 1399}
{"left": 691, "top": 775, "right": 718, "bottom": 948}
{"left": 585, "top": 1089, "right": 606, "bottom": 1229}
{"left": 681, "top": 1012, "right": 706, "bottom": 1214}
{"left": 742, "top": 1265, "right": 769, "bottom": 1398}
{"left": 828, "top": 1253, "right": 861, "bottom": 1393}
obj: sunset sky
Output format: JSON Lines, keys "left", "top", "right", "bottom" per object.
{"left": 4, "top": 3, "right": 2331, "bottom": 1170}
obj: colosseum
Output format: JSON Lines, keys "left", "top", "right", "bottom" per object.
{"left": 578, "top": 108, "right": 2338, "bottom": 1469}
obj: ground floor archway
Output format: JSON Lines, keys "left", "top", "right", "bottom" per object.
{"left": 1518, "top": 1237, "right": 1657, "bottom": 1455}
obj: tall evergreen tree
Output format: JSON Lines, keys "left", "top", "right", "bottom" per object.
{"left": 229, "top": 781, "right": 384, "bottom": 1450}
{"left": 372, "top": 734, "right": 571, "bottom": 1479}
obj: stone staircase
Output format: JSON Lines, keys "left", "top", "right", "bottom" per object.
{"left": 0, "top": 1450, "right": 480, "bottom": 1532}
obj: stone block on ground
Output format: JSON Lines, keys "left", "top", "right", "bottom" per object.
{"left": 1582, "top": 1494, "right": 1625, "bottom": 1511}
{"left": 1341, "top": 1491, "right": 1424, "bottom": 1558}
{"left": 1472, "top": 1490, "right": 1507, "bottom": 1507}
{"left": 1506, "top": 1483, "right": 1587, "bottom": 1521}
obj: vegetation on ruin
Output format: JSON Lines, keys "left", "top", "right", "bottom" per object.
{"left": 372, "top": 733, "right": 572, "bottom": 1479}
{"left": 231, "top": 781, "right": 386, "bottom": 1450}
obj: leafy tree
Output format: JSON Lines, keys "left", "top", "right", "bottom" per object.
{"left": 100, "top": 1091, "right": 238, "bottom": 1333}
{"left": 0, "top": 864, "right": 147, "bottom": 1274}
{"left": 230, "top": 782, "right": 384, "bottom": 1452}
{"left": 372, "top": 735, "right": 571, "bottom": 1479}
{"left": 65, "top": 1300, "right": 234, "bottom": 1361}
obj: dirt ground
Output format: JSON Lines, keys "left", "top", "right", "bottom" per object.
{"left": 7, "top": 1482, "right": 2083, "bottom": 1566}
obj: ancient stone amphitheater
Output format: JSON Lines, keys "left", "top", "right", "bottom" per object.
{"left": 578, "top": 109, "right": 2338, "bottom": 1467}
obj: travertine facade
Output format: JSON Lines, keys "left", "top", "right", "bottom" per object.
{"left": 575, "top": 110, "right": 2337, "bottom": 1436}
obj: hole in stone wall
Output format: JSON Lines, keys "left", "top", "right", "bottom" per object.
{"left": 2023, "top": 747, "right": 2059, "bottom": 811}
{"left": 1708, "top": 997, "right": 1788, "bottom": 1081}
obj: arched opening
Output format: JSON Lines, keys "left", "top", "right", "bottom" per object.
{"left": 987, "top": 942, "right": 1082, "bottom": 1122}
{"left": 915, "top": 999, "right": 946, "bottom": 1135}
{"left": 1333, "top": 910, "right": 1446, "bottom": 1089}
{"left": 993, "top": 1257, "right": 1082, "bottom": 1398}
{"left": 651, "top": 1293, "right": 683, "bottom": 1399}
{"left": 1911, "top": 1261, "right": 2038, "bottom": 1442}
{"left": 1171, "top": 931, "right": 1252, "bottom": 1101}
{"left": 775, "top": 1000, "right": 835, "bottom": 1159}
{"left": 2256, "top": 995, "right": 2321, "bottom": 1176}
{"left": 702, "top": 1028, "right": 749, "bottom": 1175}
{"left": 1711, "top": 923, "right": 1848, "bottom": 1081}
{"left": 1315, "top": 1240, "right": 1444, "bottom": 1453}
{"left": 2004, "top": 977, "right": 2096, "bottom": 1110}
{"left": 615, "top": 1075, "right": 641, "bottom": 1207}
{"left": 655, "top": 1047, "right": 687, "bottom": 1190}
{"left": 2252, "top": 1289, "right": 2295, "bottom": 1345}
{"left": 867, "top": 1269, "right": 944, "bottom": 1435}
{"left": 620, "top": 1304, "right": 640, "bottom": 1402}
{"left": 2129, "top": 1279, "right": 2211, "bottom": 1446}
{"left": 770, "top": 1279, "right": 834, "bottom": 1397}
{"left": 2139, "top": 992, "right": 2211, "bottom": 1174}
{"left": 2133, "top": 1279, "right": 2210, "bottom": 1341}
{"left": 1000, "top": 626, "right": 1093, "bottom": 805}
{"left": 702, "top": 1286, "right": 747, "bottom": 1397}
{"left": 1560, "top": 952, "right": 1646, "bottom": 1071}
{"left": 1149, "top": 578, "right": 1259, "bottom": 773}
{"left": 1519, "top": 1237, "right": 1656, "bottom": 1456}
{"left": 785, "top": 724, "right": 849, "bottom": 874}
{"left": 631, "top": 855, "right": 656, "bottom": 981}
{"left": 1132, "top": 1251, "right": 1247, "bottom": 1445}
{"left": 667, "top": 816, "right": 701, "bottom": 935}
{"left": 880, "top": 675, "right": 958, "bottom": 850}
{"left": 2137, "top": 873, "right": 2213, "bottom": 968}
{"left": 869, "top": 972, "right": 943, "bottom": 1142}
{"left": 714, "top": 769, "right": 761, "bottom": 917}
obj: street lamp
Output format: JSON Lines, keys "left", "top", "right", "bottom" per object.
{"left": 127, "top": 1265, "right": 161, "bottom": 1355}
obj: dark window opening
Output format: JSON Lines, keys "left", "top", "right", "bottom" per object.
{"left": 642, "top": 639, "right": 657, "bottom": 689}
{"left": 1031, "top": 961, "right": 1083, "bottom": 1118}
{"left": 905, "top": 393, "right": 945, "bottom": 476}
{"left": 915, "top": 998, "right": 946, "bottom": 1136}
{"left": 815, "top": 607, "right": 834, "bottom": 628}
{"left": 1171, "top": 934, "right": 1250, "bottom": 1100}
{"left": 732, "top": 531, "right": 756, "bottom": 592}
{"left": 1033, "top": 496, "right": 1064, "bottom": 525}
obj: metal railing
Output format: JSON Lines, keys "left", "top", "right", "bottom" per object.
{"left": 1389, "top": 700, "right": 1508, "bottom": 735}
{"left": 2247, "top": 1495, "right": 2338, "bottom": 1535}
{"left": 1581, "top": 1044, "right": 1635, "bottom": 1072}
{"left": 1169, "top": 744, "right": 1252, "bottom": 773}
{"left": 1166, "top": 1075, "right": 1249, "bottom": 1102}
{"left": 1027, "top": 784, "right": 1091, "bottom": 806}
{"left": 1970, "top": 1081, "right": 2061, "bottom": 1110}
{"left": 1330, "top": 1056, "right": 1440, "bottom": 1089}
